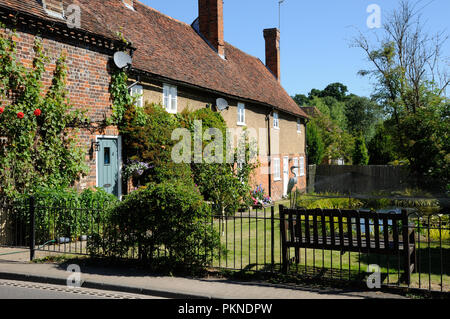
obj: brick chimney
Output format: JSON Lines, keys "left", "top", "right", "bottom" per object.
{"left": 198, "top": 0, "right": 225, "bottom": 58}
{"left": 263, "top": 28, "right": 281, "bottom": 82}
{"left": 42, "top": 0, "right": 64, "bottom": 17}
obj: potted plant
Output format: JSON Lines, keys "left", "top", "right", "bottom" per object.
{"left": 251, "top": 185, "right": 273, "bottom": 208}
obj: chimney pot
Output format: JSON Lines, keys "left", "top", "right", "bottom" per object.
{"left": 198, "top": 0, "right": 225, "bottom": 58}
{"left": 264, "top": 28, "right": 281, "bottom": 82}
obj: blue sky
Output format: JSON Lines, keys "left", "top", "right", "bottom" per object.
{"left": 140, "top": 0, "right": 450, "bottom": 98}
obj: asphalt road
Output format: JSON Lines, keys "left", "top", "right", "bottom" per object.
{"left": 0, "top": 279, "right": 165, "bottom": 299}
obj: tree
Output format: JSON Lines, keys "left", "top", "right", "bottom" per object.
{"left": 345, "top": 95, "right": 382, "bottom": 142}
{"left": 352, "top": 135, "right": 370, "bottom": 165}
{"left": 399, "top": 103, "right": 449, "bottom": 187}
{"left": 292, "top": 94, "right": 309, "bottom": 107}
{"left": 306, "top": 120, "right": 325, "bottom": 165}
{"left": 179, "top": 108, "right": 259, "bottom": 216}
{"left": 367, "top": 123, "right": 397, "bottom": 165}
{"left": 308, "top": 96, "right": 347, "bottom": 131}
{"left": 321, "top": 82, "right": 349, "bottom": 102}
{"left": 353, "top": 0, "right": 449, "bottom": 188}
{"left": 313, "top": 114, "right": 355, "bottom": 164}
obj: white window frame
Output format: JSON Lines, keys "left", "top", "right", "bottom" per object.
{"left": 273, "top": 158, "right": 281, "bottom": 181}
{"left": 273, "top": 112, "right": 280, "bottom": 130}
{"left": 163, "top": 83, "right": 178, "bottom": 114}
{"left": 297, "top": 118, "right": 302, "bottom": 134}
{"left": 293, "top": 157, "right": 299, "bottom": 177}
{"left": 299, "top": 157, "right": 305, "bottom": 177}
{"left": 237, "top": 102, "right": 246, "bottom": 126}
{"left": 130, "top": 85, "right": 143, "bottom": 108}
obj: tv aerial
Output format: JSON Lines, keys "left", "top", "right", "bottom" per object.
{"left": 216, "top": 98, "right": 229, "bottom": 111}
{"left": 113, "top": 51, "right": 132, "bottom": 70}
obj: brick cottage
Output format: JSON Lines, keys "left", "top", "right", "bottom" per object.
{"left": 0, "top": 0, "right": 308, "bottom": 200}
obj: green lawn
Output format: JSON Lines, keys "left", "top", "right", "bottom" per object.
{"left": 211, "top": 209, "right": 450, "bottom": 292}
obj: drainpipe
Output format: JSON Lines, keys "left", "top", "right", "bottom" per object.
{"left": 266, "top": 110, "right": 273, "bottom": 198}
{"left": 304, "top": 118, "right": 310, "bottom": 193}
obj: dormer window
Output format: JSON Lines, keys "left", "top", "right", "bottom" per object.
{"left": 273, "top": 111, "right": 279, "bottom": 129}
{"left": 163, "top": 84, "right": 178, "bottom": 114}
{"left": 42, "top": 0, "right": 64, "bottom": 19}
{"left": 237, "top": 103, "right": 246, "bottom": 126}
{"left": 123, "top": 0, "right": 135, "bottom": 10}
{"left": 130, "top": 85, "right": 143, "bottom": 108}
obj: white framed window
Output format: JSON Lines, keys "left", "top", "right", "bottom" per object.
{"left": 293, "top": 157, "right": 299, "bottom": 177}
{"left": 237, "top": 102, "right": 246, "bottom": 126}
{"left": 163, "top": 84, "right": 178, "bottom": 114}
{"left": 299, "top": 157, "right": 305, "bottom": 176}
{"left": 273, "top": 158, "right": 281, "bottom": 181}
{"left": 130, "top": 85, "right": 143, "bottom": 108}
{"left": 273, "top": 112, "right": 279, "bottom": 129}
{"left": 297, "top": 118, "right": 302, "bottom": 133}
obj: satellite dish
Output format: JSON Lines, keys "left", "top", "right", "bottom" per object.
{"left": 216, "top": 98, "right": 229, "bottom": 111}
{"left": 113, "top": 51, "right": 132, "bottom": 69}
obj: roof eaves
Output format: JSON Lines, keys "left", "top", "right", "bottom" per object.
{"left": 130, "top": 67, "right": 308, "bottom": 119}
{"left": 0, "top": 2, "right": 131, "bottom": 52}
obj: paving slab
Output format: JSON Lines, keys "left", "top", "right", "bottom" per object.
{"left": 0, "top": 259, "right": 407, "bottom": 299}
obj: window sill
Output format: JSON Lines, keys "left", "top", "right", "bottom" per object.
{"left": 273, "top": 178, "right": 282, "bottom": 182}
{"left": 273, "top": 127, "right": 280, "bottom": 130}
{"left": 237, "top": 122, "right": 246, "bottom": 127}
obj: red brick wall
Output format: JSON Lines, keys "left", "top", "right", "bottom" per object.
{"left": 4, "top": 27, "right": 115, "bottom": 190}
{"left": 251, "top": 154, "right": 307, "bottom": 202}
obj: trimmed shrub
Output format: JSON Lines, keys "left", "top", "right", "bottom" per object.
{"left": 93, "top": 180, "right": 221, "bottom": 272}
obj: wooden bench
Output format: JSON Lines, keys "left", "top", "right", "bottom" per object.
{"left": 279, "top": 206, "right": 417, "bottom": 284}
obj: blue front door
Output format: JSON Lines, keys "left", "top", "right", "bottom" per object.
{"left": 97, "top": 138, "right": 120, "bottom": 197}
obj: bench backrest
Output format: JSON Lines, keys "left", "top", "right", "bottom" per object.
{"left": 279, "top": 206, "right": 411, "bottom": 254}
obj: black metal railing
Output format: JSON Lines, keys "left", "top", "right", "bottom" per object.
{"left": 0, "top": 197, "right": 448, "bottom": 293}
{"left": 210, "top": 205, "right": 449, "bottom": 293}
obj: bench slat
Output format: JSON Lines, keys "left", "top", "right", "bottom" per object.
{"left": 383, "top": 218, "right": 390, "bottom": 253}
{"left": 321, "top": 210, "right": 327, "bottom": 250}
{"left": 313, "top": 211, "right": 319, "bottom": 245}
{"left": 347, "top": 211, "right": 353, "bottom": 249}
{"left": 329, "top": 212, "right": 335, "bottom": 246}
{"left": 374, "top": 215, "right": 380, "bottom": 250}
{"left": 305, "top": 210, "right": 310, "bottom": 245}
{"left": 356, "top": 214, "right": 362, "bottom": 250}
{"left": 338, "top": 211, "right": 345, "bottom": 248}
{"left": 393, "top": 219, "right": 399, "bottom": 251}
{"left": 365, "top": 217, "right": 371, "bottom": 250}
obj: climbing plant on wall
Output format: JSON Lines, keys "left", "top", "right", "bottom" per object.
{"left": 0, "top": 27, "right": 88, "bottom": 198}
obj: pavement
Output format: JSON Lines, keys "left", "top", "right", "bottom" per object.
{"left": 0, "top": 248, "right": 407, "bottom": 299}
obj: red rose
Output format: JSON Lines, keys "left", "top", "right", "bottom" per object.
{"left": 17, "top": 112, "right": 24, "bottom": 119}
{"left": 34, "top": 109, "right": 42, "bottom": 116}
{"left": 0, "top": 107, "right": 4, "bottom": 114}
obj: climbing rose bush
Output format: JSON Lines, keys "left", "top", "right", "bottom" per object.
{"left": 0, "top": 29, "right": 88, "bottom": 198}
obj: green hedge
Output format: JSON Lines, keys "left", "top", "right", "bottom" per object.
{"left": 14, "top": 187, "right": 118, "bottom": 245}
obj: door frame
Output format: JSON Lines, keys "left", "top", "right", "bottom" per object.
{"left": 283, "top": 156, "right": 289, "bottom": 197}
{"left": 95, "top": 135, "right": 123, "bottom": 199}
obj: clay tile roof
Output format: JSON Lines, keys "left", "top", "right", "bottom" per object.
{"left": 0, "top": 0, "right": 307, "bottom": 118}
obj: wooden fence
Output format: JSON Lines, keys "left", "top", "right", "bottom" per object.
{"left": 307, "top": 165, "right": 417, "bottom": 195}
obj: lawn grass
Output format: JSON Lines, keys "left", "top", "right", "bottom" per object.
{"left": 211, "top": 209, "right": 450, "bottom": 292}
